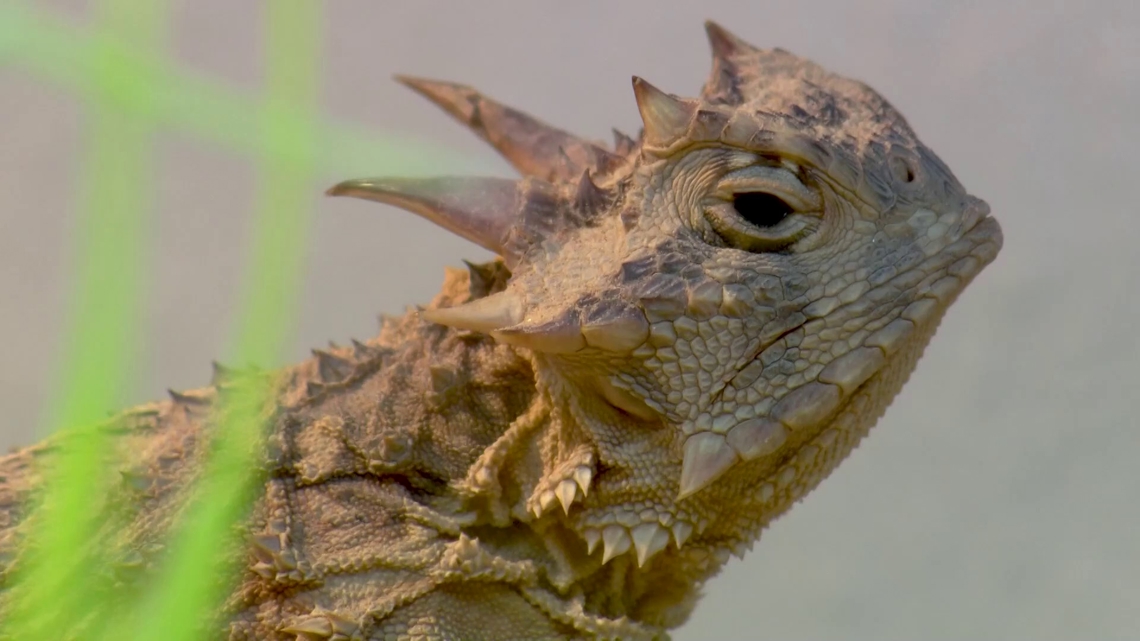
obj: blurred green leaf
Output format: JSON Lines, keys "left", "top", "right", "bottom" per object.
{"left": 0, "top": 1, "right": 480, "bottom": 638}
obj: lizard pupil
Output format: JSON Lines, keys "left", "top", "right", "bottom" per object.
{"left": 732, "top": 192, "right": 793, "bottom": 228}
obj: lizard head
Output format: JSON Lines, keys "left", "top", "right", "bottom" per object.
{"left": 330, "top": 23, "right": 1002, "bottom": 572}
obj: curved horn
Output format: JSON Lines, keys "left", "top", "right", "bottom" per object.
{"left": 327, "top": 176, "right": 520, "bottom": 257}
{"left": 328, "top": 175, "right": 572, "bottom": 268}
{"left": 396, "top": 76, "right": 614, "bottom": 181}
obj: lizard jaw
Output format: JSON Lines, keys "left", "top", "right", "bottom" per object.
{"left": 675, "top": 211, "right": 1003, "bottom": 500}
{"left": 562, "top": 213, "right": 1002, "bottom": 569}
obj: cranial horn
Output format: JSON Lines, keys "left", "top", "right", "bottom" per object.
{"left": 396, "top": 75, "right": 613, "bottom": 181}
{"left": 631, "top": 77, "right": 698, "bottom": 150}
{"left": 422, "top": 291, "right": 525, "bottom": 333}
{"left": 704, "top": 20, "right": 757, "bottom": 61}
{"left": 327, "top": 176, "right": 524, "bottom": 259}
{"left": 701, "top": 21, "right": 755, "bottom": 105}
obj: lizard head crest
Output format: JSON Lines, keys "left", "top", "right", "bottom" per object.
{"left": 329, "top": 21, "right": 1002, "bottom": 572}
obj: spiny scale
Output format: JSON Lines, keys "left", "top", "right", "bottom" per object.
{"left": 601, "top": 525, "right": 632, "bottom": 565}
{"left": 555, "top": 479, "right": 577, "bottom": 515}
{"left": 704, "top": 20, "right": 756, "bottom": 60}
{"left": 631, "top": 77, "right": 698, "bottom": 150}
{"left": 612, "top": 128, "right": 637, "bottom": 155}
{"left": 573, "top": 171, "right": 610, "bottom": 212}
{"left": 630, "top": 523, "right": 671, "bottom": 567}
{"left": 678, "top": 432, "right": 740, "bottom": 500}
{"left": 493, "top": 316, "right": 587, "bottom": 354}
{"left": 419, "top": 291, "right": 524, "bottom": 333}
{"left": 312, "top": 348, "right": 353, "bottom": 383}
{"left": 701, "top": 19, "right": 757, "bottom": 107}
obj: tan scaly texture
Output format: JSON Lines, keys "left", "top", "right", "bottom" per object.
{"left": 0, "top": 22, "right": 1002, "bottom": 641}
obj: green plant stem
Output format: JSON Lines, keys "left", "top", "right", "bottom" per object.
{"left": 1, "top": 0, "right": 168, "bottom": 637}
{"left": 120, "top": 2, "right": 320, "bottom": 638}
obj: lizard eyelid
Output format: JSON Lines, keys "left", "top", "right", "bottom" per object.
{"left": 703, "top": 164, "right": 822, "bottom": 252}
{"left": 703, "top": 199, "right": 817, "bottom": 253}
{"left": 714, "top": 164, "right": 822, "bottom": 212}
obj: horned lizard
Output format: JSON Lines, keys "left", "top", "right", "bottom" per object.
{"left": 0, "top": 21, "right": 1002, "bottom": 641}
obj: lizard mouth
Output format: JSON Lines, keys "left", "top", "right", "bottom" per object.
{"left": 722, "top": 198, "right": 1000, "bottom": 401}
{"left": 710, "top": 211, "right": 1003, "bottom": 461}
{"left": 721, "top": 318, "right": 808, "bottom": 396}
{"left": 632, "top": 212, "right": 1004, "bottom": 560}
{"left": 807, "top": 212, "right": 1004, "bottom": 416}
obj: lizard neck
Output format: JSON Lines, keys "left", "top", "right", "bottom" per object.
{"left": 435, "top": 263, "right": 952, "bottom": 634}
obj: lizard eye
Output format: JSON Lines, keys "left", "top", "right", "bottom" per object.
{"left": 704, "top": 163, "right": 822, "bottom": 252}
{"left": 732, "top": 192, "right": 793, "bottom": 228}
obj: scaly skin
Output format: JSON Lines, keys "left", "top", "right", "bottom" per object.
{"left": 0, "top": 22, "right": 1001, "bottom": 640}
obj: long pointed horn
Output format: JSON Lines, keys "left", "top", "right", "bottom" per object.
{"left": 327, "top": 176, "right": 519, "bottom": 257}
{"left": 396, "top": 75, "right": 615, "bottom": 181}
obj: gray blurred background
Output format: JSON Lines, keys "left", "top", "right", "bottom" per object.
{"left": 2, "top": 1, "right": 1137, "bottom": 638}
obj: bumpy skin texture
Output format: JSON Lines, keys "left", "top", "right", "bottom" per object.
{"left": 0, "top": 23, "right": 1002, "bottom": 641}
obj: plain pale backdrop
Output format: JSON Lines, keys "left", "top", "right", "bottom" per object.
{"left": 2, "top": 1, "right": 1138, "bottom": 639}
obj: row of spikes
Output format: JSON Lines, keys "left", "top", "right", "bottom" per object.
{"left": 325, "top": 23, "right": 761, "bottom": 343}
{"left": 387, "top": 20, "right": 757, "bottom": 183}
{"left": 178, "top": 258, "right": 504, "bottom": 410}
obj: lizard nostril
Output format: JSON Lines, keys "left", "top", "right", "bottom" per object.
{"left": 890, "top": 156, "right": 916, "bottom": 184}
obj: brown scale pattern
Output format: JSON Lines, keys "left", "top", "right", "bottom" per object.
{"left": 0, "top": 22, "right": 1002, "bottom": 640}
